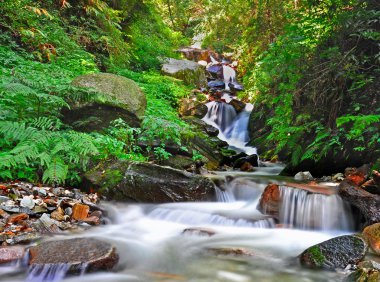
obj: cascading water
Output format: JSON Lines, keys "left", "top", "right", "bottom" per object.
{"left": 278, "top": 186, "right": 354, "bottom": 231}
{"left": 203, "top": 101, "right": 257, "bottom": 155}
{"left": 0, "top": 54, "right": 358, "bottom": 282}
{"left": 222, "top": 65, "right": 236, "bottom": 90}
{"left": 27, "top": 264, "right": 72, "bottom": 282}
{"left": 0, "top": 168, "right": 355, "bottom": 282}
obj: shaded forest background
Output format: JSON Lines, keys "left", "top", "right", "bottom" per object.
{"left": 0, "top": 0, "right": 379, "bottom": 184}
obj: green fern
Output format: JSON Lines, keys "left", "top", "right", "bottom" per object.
{"left": 0, "top": 121, "right": 98, "bottom": 184}
{"left": 42, "top": 158, "right": 68, "bottom": 185}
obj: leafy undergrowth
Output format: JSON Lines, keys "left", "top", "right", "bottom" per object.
{"left": 0, "top": 1, "right": 192, "bottom": 186}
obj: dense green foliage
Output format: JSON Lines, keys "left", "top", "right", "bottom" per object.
{"left": 0, "top": 0, "right": 191, "bottom": 185}
{"left": 0, "top": 0, "right": 379, "bottom": 184}
{"left": 158, "top": 0, "right": 379, "bottom": 169}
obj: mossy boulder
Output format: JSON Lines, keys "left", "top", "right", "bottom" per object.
{"left": 82, "top": 161, "right": 216, "bottom": 202}
{"left": 161, "top": 58, "right": 207, "bottom": 87}
{"left": 63, "top": 73, "right": 146, "bottom": 131}
{"left": 299, "top": 235, "right": 368, "bottom": 270}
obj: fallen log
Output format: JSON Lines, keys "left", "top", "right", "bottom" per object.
{"left": 338, "top": 179, "right": 380, "bottom": 226}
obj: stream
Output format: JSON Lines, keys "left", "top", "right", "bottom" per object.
{"left": 1, "top": 166, "right": 355, "bottom": 282}
{"left": 0, "top": 54, "right": 358, "bottom": 282}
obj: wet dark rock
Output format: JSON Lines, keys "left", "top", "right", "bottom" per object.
{"left": 179, "top": 98, "right": 208, "bottom": 118}
{"left": 210, "top": 137, "right": 228, "bottom": 148}
{"left": 206, "top": 64, "right": 223, "bottom": 78}
{"left": 29, "top": 238, "right": 119, "bottom": 273}
{"left": 228, "top": 99, "right": 245, "bottom": 113}
{"left": 299, "top": 235, "right": 368, "bottom": 270}
{"left": 181, "top": 117, "right": 219, "bottom": 138}
{"left": 221, "top": 152, "right": 247, "bottom": 167}
{"left": 204, "top": 125, "right": 219, "bottom": 137}
{"left": 161, "top": 58, "right": 207, "bottom": 87}
{"left": 339, "top": 179, "right": 380, "bottom": 226}
{"left": 240, "top": 162, "right": 255, "bottom": 172}
{"left": 233, "top": 154, "right": 259, "bottom": 169}
{"left": 0, "top": 246, "right": 25, "bottom": 264}
{"left": 83, "top": 161, "right": 216, "bottom": 202}
{"left": 280, "top": 154, "right": 377, "bottom": 179}
{"left": 207, "top": 80, "right": 225, "bottom": 88}
{"left": 229, "top": 82, "right": 244, "bottom": 91}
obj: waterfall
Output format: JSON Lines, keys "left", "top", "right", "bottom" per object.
{"left": 278, "top": 186, "right": 354, "bottom": 231}
{"left": 203, "top": 102, "right": 257, "bottom": 155}
{"left": 222, "top": 65, "right": 236, "bottom": 90}
{"left": 204, "top": 101, "right": 237, "bottom": 132}
{"left": 215, "top": 187, "right": 235, "bottom": 202}
{"left": 27, "top": 264, "right": 71, "bottom": 282}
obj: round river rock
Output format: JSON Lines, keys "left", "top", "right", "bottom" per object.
{"left": 299, "top": 235, "right": 368, "bottom": 270}
{"left": 29, "top": 238, "right": 118, "bottom": 273}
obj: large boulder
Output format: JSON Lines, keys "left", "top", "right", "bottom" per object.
{"left": 161, "top": 58, "right": 207, "bottom": 87}
{"left": 83, "top": 161, "right": 216, "bottom": 202}
{"left": 29, "top": 238, "right": 118, "bottom": 273}
{"left": 299, "top": 235, "right": 367, "bottom": 270}
{"left": 63, "top": 73, "right": 146, "bottom": 131}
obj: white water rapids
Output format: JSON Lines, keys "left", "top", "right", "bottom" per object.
{"left": 0, "top": 57, "right": 355, "bottom": 281}
{"left": 1, "top": 166, "right": 355, "bottom": 282}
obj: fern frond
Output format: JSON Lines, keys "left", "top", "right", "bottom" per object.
{"left": 42, "top": 158, "right": 68, "bottom": 184}
{"left": 0, "top": 121, "right": 38, "bottom": 142}
{"left": 26, "top": 117, "right": 62, "bottom": 131}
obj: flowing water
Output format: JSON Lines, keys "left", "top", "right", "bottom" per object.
{"left": 0, "top": 56, "right": 355, "bottom": 282}
{"left": 1, "top": 166, "right": 355, "bottom": 282}
{"left": 203, "top": 101, "right": 257, "bottom": 155}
